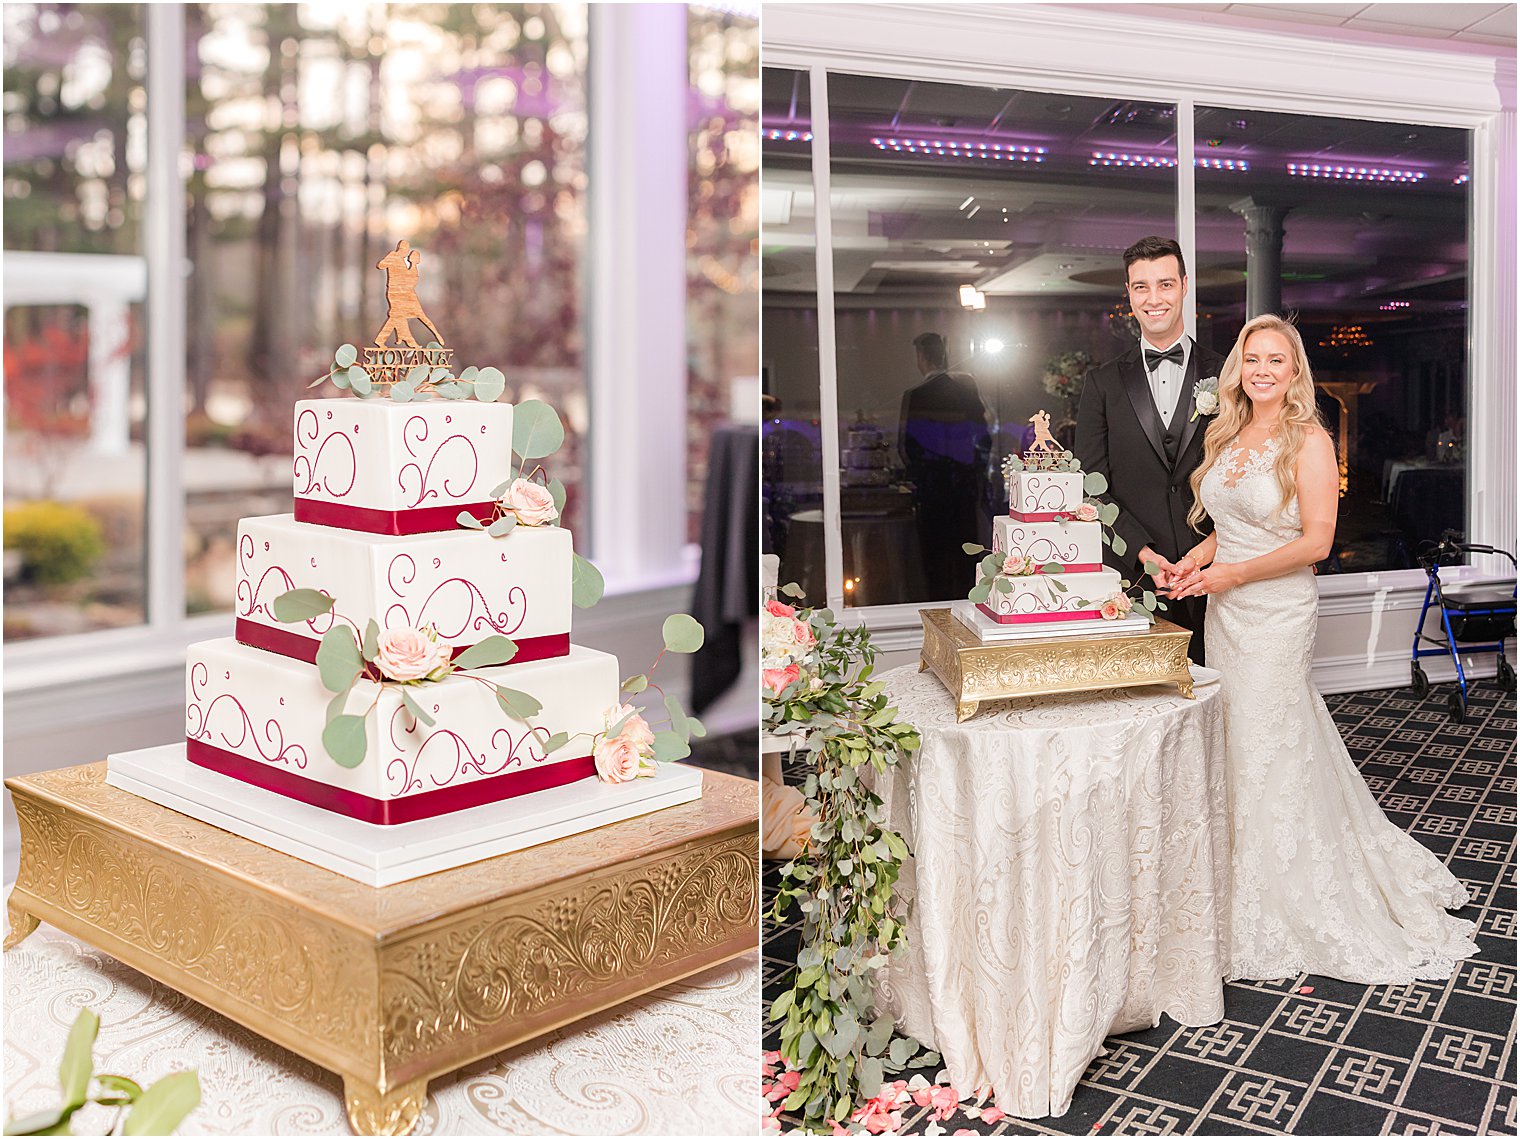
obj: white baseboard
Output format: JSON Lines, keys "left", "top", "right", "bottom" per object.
{"left": 1312, "top": 642, "right": 1515, "bottom": 696}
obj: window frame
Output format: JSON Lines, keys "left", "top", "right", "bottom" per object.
{"left": 765, "top": 4, "right": 1514, "bottom": 632}
{"left": 4, "top": 4, "right": 703, "bottom": 728}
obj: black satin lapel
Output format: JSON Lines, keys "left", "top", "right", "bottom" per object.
{"left": 1121, "top": 353, "right": 1167, "bottom": 466}
{"left": 1173, "top": 347, "right": 1203, "bottom": 465}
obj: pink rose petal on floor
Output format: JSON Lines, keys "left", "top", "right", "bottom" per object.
{"left": 830, "top": 1121, "right": 849, "bottom": 1136}
{"left": 955, "top": 1131, "right": 977, "bottom": 1136}
{"left": 981, "top": 1106, "right": 1006, "bottom": 1124}
{"left": 1299, "top": 985, "right": 1315, "bottom": 994}
{"left": 780, "top": 1070, "right": 801, "bottom": 1092}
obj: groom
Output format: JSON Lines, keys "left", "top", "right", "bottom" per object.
{"left": 1075, "top": 236, "right": 1224, "bottom": 665}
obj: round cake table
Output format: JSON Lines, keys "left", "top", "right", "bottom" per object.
{"left": 872, "top": 664, "right": 1231, "bottom": 1120}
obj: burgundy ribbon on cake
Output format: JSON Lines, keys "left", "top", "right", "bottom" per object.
{"left": 187, "top": 737, "right": 596, "bottom": 825}
{"left": 989, "top": 562, "right": 1103, "bottom": 574}
{"left": 976, "top": 602, "right": 1104, "bottom": 624}
{"left": 236, "top": 619, "right": 569, "bottom": 667}
{"left": 294, "top": 498, "right": 495, "bottom": 536}
{"left": 1010, "top": 509, "right": 1075, "bottom": 523}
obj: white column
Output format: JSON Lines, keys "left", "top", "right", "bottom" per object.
{"left": 587, "top": 4, "right": 689, "bottom": 589}
{"left": 1229, "top": 198, "right": 1290, "bottom": 320}
{"left": 145, "top": 5, "right": 187, "bottom": 624}
{"left": 1468, "top": 60, "right": 1516, "bottom": 575}
{"left": 86, "top": 298, "right": 132, "bottom": 456}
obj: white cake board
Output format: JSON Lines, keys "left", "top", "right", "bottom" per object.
{"left": 952, "top": 600, "right": 1154, "bottom": 642}
{"left": 106, "top": 744, "right": 704, "bottom": 888}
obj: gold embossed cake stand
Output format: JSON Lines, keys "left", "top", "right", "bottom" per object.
{"left": 919, "top": 608, "right": 1195, "bottom": 721}
{"left": 5, "top": 763, "right": 758, "bottom": 1136}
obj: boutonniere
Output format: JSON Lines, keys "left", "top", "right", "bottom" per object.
{"left": 1191, "top": 375, "right": 1220, "bottom": 421}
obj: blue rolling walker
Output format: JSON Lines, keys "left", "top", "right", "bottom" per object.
{"left": 1410, "top": 532, "right": 1517, "bottom": 723}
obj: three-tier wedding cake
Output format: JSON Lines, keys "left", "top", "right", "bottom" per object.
{"left": 959, "top": 410, "right": 1154, "bottom": 639}
{"left": 106, "top": 240, "right": 702, "bottom": 882}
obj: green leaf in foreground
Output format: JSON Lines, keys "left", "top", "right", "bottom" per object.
{"left": 779, "top": 582, "right": 805, "bottom": 598}
{"left": 661, "top": 613, "right": 704, "bottom": 653}
{"left": 333, "top": 343, "right": 358, "bottom": 368}
{"left": 961, "top": 542, "right": 987, "bottom": 555}
{"left": 547, "top": 477, "right": 566, "bottom": 514}
{"left": 271, "top": 589, "right": 335, "bottom": 625}
{"left": 664, "top": 693, "right": 691, "bottom": 742}
{"left": 346, "top": 365, "right": 371, "bottom": 396}
{"left": 1083, "top": 470, "right": 1109, "bottom": 495}
{"left": 621, "top": 674, "right": 648, "bottom": 695}
{"left": 511, "top": 398, "right": 564, "bottom": 459}
{"left": 453, "top": 635, "right": 518, "bottom": 670}
{"left": 123, "top": 1071, "right": 200, "bottom": 1137}
{"left": 650, "top": 731, "right": 690, "bottom": 762}
{"left": 542, "top": 731, "right": 571, "bottom": 755}
{"left": 456, "top": 511, "right": 485, "bottom": 530}
{"left": 361, "top": 619, "right": 379, "bottom": 662}
{"left": 1111, "top": 533, "right": 1128, "bottom": 558}
{"left": 4, "top": 1105, "right": 70, "bottom": 1135}
{"left": 487, "top": 514, "right": 517, "bottom": 538}
{"left": 322, "top": 715, "right": 368, "bottom": 768}
{"left": 315, "top": 628, "right": 364, "bottom": 693}
{"left": 58, "top": 1008, "right": 99, "bottom": 1110}
{"left": 399, "top": 688, "right": 436, "bottom": 728}
{"left": 571, "top": 553, "right": 604, "bottom": 609}
{"left": 494, "top": 686, "right": 543, "bottom": 721}
{"left": 473, "top": 365, "right": 506, "bottom": 402}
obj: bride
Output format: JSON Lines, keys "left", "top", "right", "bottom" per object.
{"left": 1166, "top": 314, "right": 1479, "bottom": 984}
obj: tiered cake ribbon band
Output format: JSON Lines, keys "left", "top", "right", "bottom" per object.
{"left": 976, "top": 604, "right": 1103, "bottom": 624}
{"left": 186, "top": 739, "right": 596, "bottom": 825}
{"left": 1010, "top": 509, "right": 1080, "bottom": 523}
{"left": 294, "top": 499, "right": 496, "bottom": 536}
{"left": 236, "top": 620, "right": 570, "bottom": 667}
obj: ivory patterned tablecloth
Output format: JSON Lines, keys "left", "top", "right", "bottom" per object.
{"left": 873, "top": 666, "right": 1230, "bottom": 1120}
{"left": 3, "top": 924, "right": 757, "bottom": 1136}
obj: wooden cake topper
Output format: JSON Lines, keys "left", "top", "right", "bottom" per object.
{"left": 362, "top": 240, "right": 453, "bottom": 385}
{"left": 1024, "top": 409, "right": 1066, "bottom": 469}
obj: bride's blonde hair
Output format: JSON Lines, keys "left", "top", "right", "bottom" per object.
{"left": 1188, "top": 314, "right": 1324, "bottom": 530}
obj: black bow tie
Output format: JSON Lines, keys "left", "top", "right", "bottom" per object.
{"left": 1144, "top": 344, "right": 1185, "bottom": 370}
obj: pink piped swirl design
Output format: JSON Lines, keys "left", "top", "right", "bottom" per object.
{"left": 293, "top": 408, "right": 358, "bottom": 499}
{"left": 385, "top": 703, "right": 551, "bottom": 794}
{"left": 1001, "top": 526, "right": 1077, "bottom": 565}
{"left": 1020, "top": 475, "right": 1073, "bottom": 514}
{"left": 235, "top": 534, "right": 334, "bottom": 632}
{"left": 396, "top": 415, "right": 481, "bottom": 508}
{"left": 186, "top": 661, "right": 308, "bottom": 768}
{"left": 384, "top": 553, "right": 527, "bottom": 640}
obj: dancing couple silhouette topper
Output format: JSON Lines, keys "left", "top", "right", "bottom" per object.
{"left": 374, "top": 239, "right": 446, "bottom": 349}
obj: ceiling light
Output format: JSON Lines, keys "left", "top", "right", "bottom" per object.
{"left": 1288, "top": 162, "right": 1426, "bottom": 184}
{"left": 984, "top": 338, "right": 1005, "bottom": 353}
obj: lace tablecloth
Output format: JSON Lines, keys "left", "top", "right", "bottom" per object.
{"left": 3, "top": 925, "right": 757, "bottom": 1135}
{"left": 873, "top": 665, "right": 1230, "bottom": 1120}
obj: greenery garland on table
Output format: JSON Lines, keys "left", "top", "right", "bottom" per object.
{"left": 762, "top": 586, "right": 938, "bottom": 1132}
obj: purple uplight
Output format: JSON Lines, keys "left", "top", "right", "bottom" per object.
{"left": 869, "top": 136, "right": 1047, "bottom": 163}
{"left": 1288, "top": 162, "right": 1426, "bottom": 184}
{"left": 765, "top": 129, "right": 813, "bottom": 142}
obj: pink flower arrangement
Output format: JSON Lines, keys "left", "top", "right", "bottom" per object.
{"left": 764, "top": 600, "right": 796, "bottom": 618}
{"left": 763, "top": 663, "right": 801, "bottom": 695}
{"left": 1074, "top": 500, "right": 1099, "bottom": 522}
{"left": 374, "top": 626, "right": 451, "bottom": 682}
{"left": 502, "top": 477, "right": 559, "bottom": 526}
{"left": 593, "top": 703, "right": 657, "bottom": 783}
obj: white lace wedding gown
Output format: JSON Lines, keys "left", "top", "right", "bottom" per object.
{"left": 1199, "top": 437, "right": 1479, "bottom": 984}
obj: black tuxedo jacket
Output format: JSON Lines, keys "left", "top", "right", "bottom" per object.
{"left": 1075, "top": 338, "right": 1226, "bottom": 569}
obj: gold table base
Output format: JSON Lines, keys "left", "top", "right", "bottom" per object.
{"left": 919, "top": 608, "right": 1195, "bottom": 721}
{"left": 5, "top": 763, "right": 758, "bottom": 1136}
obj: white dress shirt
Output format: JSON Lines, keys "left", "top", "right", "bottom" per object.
{"left": 1141, "top": 333, "right": 1190, "bottom": 426}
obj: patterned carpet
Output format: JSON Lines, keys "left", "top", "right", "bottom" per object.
{"left": 762, "top": 681, "right": 1516, "bottom": 1136}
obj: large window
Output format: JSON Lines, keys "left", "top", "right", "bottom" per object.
{"left": 1193, "top": 105, "right": 1470, "bottom": 573}
{"left": 766, "top": 73, "right": 1178, "bottom": 608}
{"left": 5, "top": 4, "right": 757, "bottom": 653}
{"left": 181, "top": 4, "right": 591, "bottom": 617}
{"left": 686, "top": 5, "right": 759, "bottom": 543}
{"left": 3, "top": 4, "right": 149, "bottom": 640}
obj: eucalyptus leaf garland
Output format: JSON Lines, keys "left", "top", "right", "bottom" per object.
{"left": 764, "top": 596, "right": 939, "bottom": 1130}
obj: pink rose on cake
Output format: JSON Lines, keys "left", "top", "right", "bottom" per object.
{"left": 593, "top": 704, "right": 657, "bottom": 783}
{"left": 1074, "top": 501, "right": 1099, "bottom": 522}
{"left": 374, "top": 626, "right": 451, "bottom": 682}
{"left": 502, "top": 478, "right": 559, "bottom": 526}
{"left": 1099, "top": 599, "right": 1121, "bottom": 620}
{"left": 1002, "top": 553, "right": 1028, "bottom": 576}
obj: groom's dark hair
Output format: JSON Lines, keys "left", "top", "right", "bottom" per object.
{"left": 1123, "top": 236, "right": 1187, "bottom": 282}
